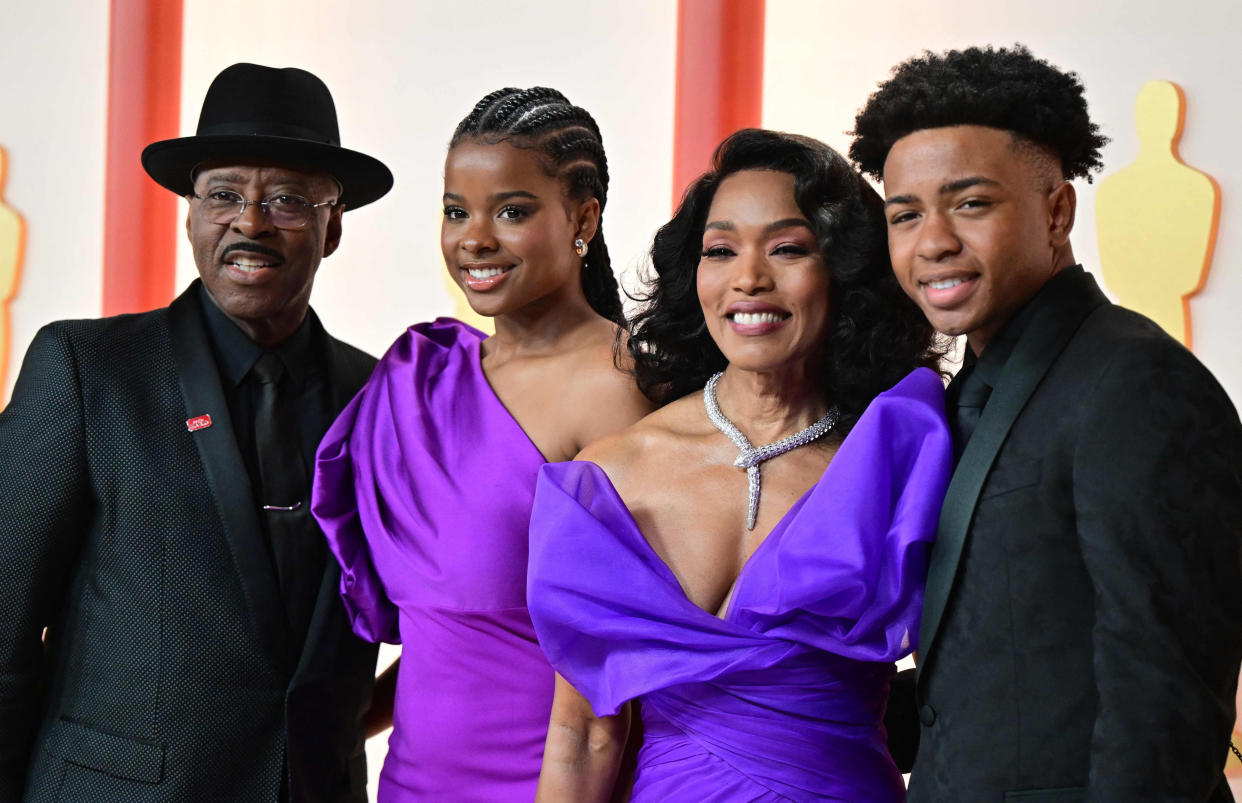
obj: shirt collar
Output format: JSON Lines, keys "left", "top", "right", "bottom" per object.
{"left": 198, "top": 284, "right": 318, "bottom": 387}
{"left": 971, "top": 264, "right": 1085, "bottom": 387}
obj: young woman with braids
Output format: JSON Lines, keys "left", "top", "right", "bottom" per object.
{"left": 526, "top": 129, "right": 953, "bottom": 801}
{"left": 311, "top": 87, "right": 651, "bottom": 800}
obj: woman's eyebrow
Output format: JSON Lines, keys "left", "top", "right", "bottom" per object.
{"left": 763, "top": 218, "right": 813, "bottom": 235}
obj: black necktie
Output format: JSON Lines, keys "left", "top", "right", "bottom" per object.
{"left": 251, "top": 352, "right": 321, "bottom": 643}
{"left": 951, "top": 364, "right": 993, "bottom": 460}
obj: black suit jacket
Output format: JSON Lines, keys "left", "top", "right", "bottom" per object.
{"left": 904, "top": 268, "right": 1242, "bottom": 802}
{"left": 0, "top": 282, "right": 379, "bottom": 802}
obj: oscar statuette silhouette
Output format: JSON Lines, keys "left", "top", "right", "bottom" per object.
{"left": 1096, "top": 81, "right": 1220, "bottom": 349}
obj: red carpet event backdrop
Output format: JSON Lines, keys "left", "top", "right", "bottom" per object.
{"left": 2, "top": 0, "right": 1240, "bottom": 797}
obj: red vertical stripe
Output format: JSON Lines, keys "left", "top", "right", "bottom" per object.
{"left": 672, "top": 0, "right": 765, "bottom": 208}
{"left": 0, "top": 147, "right": 25, "bottom": 393}
{"left": 103, "top": 0, "right": 183, "bottom": 315}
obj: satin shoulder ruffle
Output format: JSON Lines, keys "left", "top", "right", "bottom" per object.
{"left": 313, "top": 318, "right": 546, "bottom": 643}
{"left": 527, "top": 367, "right": 951, "bottom": 715}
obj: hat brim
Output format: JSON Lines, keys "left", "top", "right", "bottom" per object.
{"left": 141, "top": 134, "right": 393, "bottom": 210}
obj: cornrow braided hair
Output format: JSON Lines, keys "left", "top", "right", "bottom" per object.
{"left": 451, "top": 87, "right": 624, "bottom": 325}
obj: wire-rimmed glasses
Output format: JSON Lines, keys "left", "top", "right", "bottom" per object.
{"left": 191, "top": 190, "right": 338, "bottom": 230}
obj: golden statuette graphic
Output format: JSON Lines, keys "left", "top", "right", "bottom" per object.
{"left": 0, "top": 146, "right": 26, "bottom": 391}
{"left": 1096, "top": 81, "right": 1220, "bottom": 349}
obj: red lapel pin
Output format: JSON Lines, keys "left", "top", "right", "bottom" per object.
{"left": 186, "top": 414, "right": 213, "bottom": 432}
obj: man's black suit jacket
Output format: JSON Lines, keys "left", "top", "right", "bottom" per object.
{"left": 905, "top": 267, "right": 1242, "bottom": 802}
{"left": 0, "top": 282, "right": 380, "bottom": 802}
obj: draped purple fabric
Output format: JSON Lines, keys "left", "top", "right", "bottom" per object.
{"left": 312, "top": 318, "right": 552, "bottom": 802}
{"left": 528, "top": 368, "right": 952, "bottom": 802}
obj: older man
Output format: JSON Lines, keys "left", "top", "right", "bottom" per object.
{"left": 0, "top": 63, "right": 391, "bottom": 802}
{"left": 852, "top": 45, "right": 1242, "bottom": 801}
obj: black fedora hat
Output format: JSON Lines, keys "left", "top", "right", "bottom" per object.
{"left": 142, "top": 63, "right": 393, "bottom": 210}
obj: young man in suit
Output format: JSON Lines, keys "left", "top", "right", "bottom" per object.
{"left": 852, "top": 45, "right": 1242, "bottom": 801}
{"left": 0, "top": 64, "right": 392, "bottom": 802}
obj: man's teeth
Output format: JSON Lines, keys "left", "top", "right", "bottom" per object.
{"left": 229, "top": 256, "right": 276, "bottom": 273}
{"left": 467, "top": 267, "right": 509, "bottom": 279}
{"left": 732, "top": 312, "right": 785, "bottom": 325}
{"left": 927, "top": 278, "right": 967, "bottom": 290}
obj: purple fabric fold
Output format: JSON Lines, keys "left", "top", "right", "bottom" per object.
{"left": 528, "top": 367, "right": 952, "bottom": 802}
{"left": 313, "top": 318, "right": 552, "bottom": 801}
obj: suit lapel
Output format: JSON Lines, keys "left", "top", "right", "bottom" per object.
{"left": 168, "top": 284, "right": 298, "bottom": 675}
{"left": 292, "top": 323, "right": 375, "bottom": 679}
{"left": 292, "top": 559, "right": 345, "bottom": 679}
{"left": 323, "top": 331, "right": 375, "bottom": 415}
{"left": 918, "top": 270, "right": 1107, "bottom": 678}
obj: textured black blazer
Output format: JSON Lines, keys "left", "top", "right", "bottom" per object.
{"left": 0, "top": 282, "right": 379, "bottom": 802}
{"left": 906, "top": 269, "right": 1242, "bottom": 802}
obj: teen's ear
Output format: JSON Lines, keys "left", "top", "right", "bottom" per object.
{"left": 1048, "top": 181, "right": 1076, "bottom": 247}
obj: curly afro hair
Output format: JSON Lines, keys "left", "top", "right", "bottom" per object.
{"left": 849, "top": 44, "right": 1108, "bottom": 182}
{"left": 628, "top": 128, "right": 944, "bottom": 430}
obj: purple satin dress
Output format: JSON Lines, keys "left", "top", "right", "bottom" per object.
{"left": 528, "top": 368, "right": 952, "bottom": 802}
{"left": 312, "top": 319, "right": 552, "bottom": 801}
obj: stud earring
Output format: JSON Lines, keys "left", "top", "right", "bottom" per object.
{"left": 574, "top": 238, "right": 588, "bottom": 258}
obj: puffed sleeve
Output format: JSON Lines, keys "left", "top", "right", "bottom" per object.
{"left": 312, "top": 383, "right": 401, "bottom": 643}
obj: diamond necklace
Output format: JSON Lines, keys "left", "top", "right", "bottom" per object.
{"left": 703, "top": 371, "right": 840, "bottom": 530}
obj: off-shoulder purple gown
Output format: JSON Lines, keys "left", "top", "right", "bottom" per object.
{"left": 528, "top": 368, "right": 952, "bottom": 802}
{"left": 312, "top": 319, "right": 552, "bottom": 801}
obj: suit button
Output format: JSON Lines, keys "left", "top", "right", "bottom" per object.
{"left": 919, "top": 704, "right": 936, "bottom": 726}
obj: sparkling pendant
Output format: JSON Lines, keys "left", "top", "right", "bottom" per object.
{"left": 703, "top": 372, "right": 839, "bottom": 530}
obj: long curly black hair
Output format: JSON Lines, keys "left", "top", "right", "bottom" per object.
{"left": 850, "top": 44, "right": 1108, "bottom": 182}
{"left": 628, "top": 128, "right": 943, "bottom": 430}
{"left": 450, "top": 87, "right": 624, "bottom": 324}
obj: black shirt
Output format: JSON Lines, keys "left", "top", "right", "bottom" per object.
{"left": 197, "top": 285, "right": 332, "bottom": 488}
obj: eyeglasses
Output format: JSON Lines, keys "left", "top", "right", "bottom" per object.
{"left": 191, "top": 190, "right": 338, "bottom": 230}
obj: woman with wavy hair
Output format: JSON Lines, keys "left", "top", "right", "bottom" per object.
{"left": 528, "top": 129, "right": 952, "bottom": 801}
{"left": 312, "top": 87, "right": 652, "bottom": 800}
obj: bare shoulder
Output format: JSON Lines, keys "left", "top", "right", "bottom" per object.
{"left": 577, "top": 391, "right": 709, "bottom": 491}
{"left": 564, "top": 323, "right": 637, "bottom": 386}
{"left": 563, "top": 323, "right": 656, "bottom": 448}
